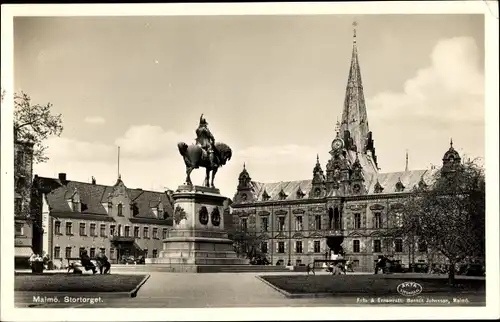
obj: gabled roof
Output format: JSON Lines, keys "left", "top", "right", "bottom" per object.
{"left": 35, "top": 176, "right": 174, "bottom": 220}
{"left": 366, "top": 168, "right": 439, "bottom": 194}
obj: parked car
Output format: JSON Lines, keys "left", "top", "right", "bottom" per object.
{"left": 120, "top": 256, "right": 136, "bottom": 264}
{"left": 410, "top": 263, "right": 430, "bottom": 273}
{"left": 458, "top": 263, "right": 484, "bottom": 276}
{"left": 389, "top": 262, "right": 408, "bottom": 273}
{"left": 250, "top": 255, "right": 270, "bottom": 265}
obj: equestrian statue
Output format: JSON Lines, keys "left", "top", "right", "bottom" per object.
{"left": 177, "top": 114, "right": 232, "bottom": 188}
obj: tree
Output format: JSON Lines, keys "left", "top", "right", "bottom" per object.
{"left": 388, "top": 160, "right": 485, "bottom": 284}
{"left": 14, "top": 91, "right": 63, "bottom": 163}
{"left": 229, "top": 230, "right": 263, "bottom": 259}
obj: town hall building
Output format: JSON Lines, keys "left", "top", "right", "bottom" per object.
{"left": 230, "top": 27, "right": 457, "bottom": 272}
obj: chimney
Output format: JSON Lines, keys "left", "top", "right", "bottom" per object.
{"left": 58, "top": 173, "right": 67, "bottom": 182}
{"left": 91, "top": 176, "right": 96, "bottom": 185}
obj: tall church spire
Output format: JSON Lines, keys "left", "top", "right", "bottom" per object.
{"left": 340, "top": 21, "right": 370, "bottom": 155}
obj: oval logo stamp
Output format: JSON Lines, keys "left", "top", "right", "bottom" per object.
{"left": 397, "top": 282, "right": 423, "bottom": 297}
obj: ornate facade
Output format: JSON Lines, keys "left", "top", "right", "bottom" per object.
{"left": 230, "top": 28, "right": 456, "bottom": 272}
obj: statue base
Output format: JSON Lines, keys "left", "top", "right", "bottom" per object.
{"left": 149, "top": 185, "right": 248, "bottom": 272}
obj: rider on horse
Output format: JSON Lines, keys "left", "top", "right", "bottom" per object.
{"left": 195, "top": 114, "right": 216, "bottom": 168}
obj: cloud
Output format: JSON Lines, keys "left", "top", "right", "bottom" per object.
{"left": 84, "top": 116, "right": 106, "bottom": 124}
{"left": 43, "top": 137, "right": 116, "bottom": 163}
{"left": 114, "top": 125, "right": 186, "bottom": 159}
{"left": 366, "top": 37, "right": 484, "bottom": 172}
{"left": 368, "top": 37, "right": 484, "bottom": 125}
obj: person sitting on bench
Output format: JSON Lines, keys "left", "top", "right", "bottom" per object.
{"left": 79, "top": 250, "right": 97, "bottom": 274}
{"left": 95, "top": 250, "right": 111, "bottom": 274}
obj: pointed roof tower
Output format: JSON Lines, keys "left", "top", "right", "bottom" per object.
{"left": 340, "top": 21, "right": 370, "bottom": 154}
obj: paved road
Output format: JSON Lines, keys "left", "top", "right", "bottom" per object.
{"left": 15, "top": 270, "right": 485, "bottom": 308}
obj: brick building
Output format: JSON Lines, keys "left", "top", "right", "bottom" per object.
{"left": 230, "top": 27, "right": 453, "bottom": 272}
{"left": 31, "top": 173, "right": 174, "bottom": 267}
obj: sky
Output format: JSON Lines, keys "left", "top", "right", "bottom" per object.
{"left": 14, "top": 14, "right": 485, "bottom": 198}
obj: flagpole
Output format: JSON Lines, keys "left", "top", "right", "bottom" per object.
{"left": 118, "top": 146, "right": 120, "bottom": 178}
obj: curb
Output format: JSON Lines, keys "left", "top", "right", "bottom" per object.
{"left": 255, "top": 275, "right": 293, "bottom": 298}
{"left": 129, "top": 274, "right": 150, "bottom": 298}
{"left": 255, "top": 276, "right": 485, "bottom": 299}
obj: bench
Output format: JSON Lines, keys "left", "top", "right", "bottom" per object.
{"left": 66, "top": 258, "right": 98, "bottom": 274}
{"left": 312, "top": 259, "right": 348, "bottom": 275}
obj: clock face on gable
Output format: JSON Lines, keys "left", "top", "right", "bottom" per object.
{"left": 331, "top": 139, "right": 344, "bottom": 151}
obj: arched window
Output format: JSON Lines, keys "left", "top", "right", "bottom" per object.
{"left": 117, "top": 203, "right": 123, "bottom": 216}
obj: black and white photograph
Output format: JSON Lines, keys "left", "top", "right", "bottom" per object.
{"left": 1, "top": 2, "right": 499, "bottom": 321}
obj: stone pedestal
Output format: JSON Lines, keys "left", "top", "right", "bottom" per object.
{"left": 151, "top": 185, "right": 248, "bottom": 272}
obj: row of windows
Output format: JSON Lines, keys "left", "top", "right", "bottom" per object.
{"left": 241, "top": 212, "right": 390, "bottom": 232}
{"left": 69, "top": 200, "right": 166, "bottom": 219}
{"left": 268, "top": 240, "right": 322, "bottom": 254}
{"left": 54, "top": 221, "right": 169, "bottom": 239}
{"left": 265, "top": 239, "right": 427, "bottom": 254}
{"left": 15, "top": 223, "right": 24, "bottom": 236}
{"left": 53, "top": 246, "right": 160, "bottom": 259}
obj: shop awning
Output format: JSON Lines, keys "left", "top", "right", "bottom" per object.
{"left": 15, "top": 246, "right": 33, "bottom": 258}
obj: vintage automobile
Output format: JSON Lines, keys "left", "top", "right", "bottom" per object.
{"left": 410, "top": 263, "right": 430, "bottom": 273}
{"left": 250, "top": 254, "right": 270, "bottom": 265}
{"left": 458, "top": 263, "right": 485, "bottom": 276}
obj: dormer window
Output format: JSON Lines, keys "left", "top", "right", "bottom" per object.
{"left": 117, "top": 203, "right": 123, "bottom": 216}
{"left": 72, "top": 199, "right": 81, "bottom": 212}
{"left": 374, "top": 180, "right": 384, "bottom": 194}
{"left": 314, "top": 187, "right": 321, "bottom": 197}
{"left": 262, "top": 190, "right": 270, "bottom": 201}
{"left": 395, "top": 179, "right": 405, "bottom": 192}
{"left": 296, "top": 187, "right": 305, "bottom": 199}
{"left": 278, "top": 189, "right": 287, "bottom": 200}
{"left": 108, "top": 201, "right": 113, "bottom": 213}
{"left": 131, "top": 203, "right": 139, "bottom": 217}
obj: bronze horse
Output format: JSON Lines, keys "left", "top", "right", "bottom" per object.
{"left": 177, "top": 141, "right": 232, "bottom": 188}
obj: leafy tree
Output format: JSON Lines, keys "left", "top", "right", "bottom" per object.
{"left": 229, "top": 230, "right": 261, "bottom": 258}
{"left": 388, "top": 160, "right": 485, "bottom": 284}
{"left": 14, "top": 91, "right": 63, "bottom": 163}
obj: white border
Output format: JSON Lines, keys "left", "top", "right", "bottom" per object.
{"left": 1, "top": 1, "right": 499, "bottom": 321}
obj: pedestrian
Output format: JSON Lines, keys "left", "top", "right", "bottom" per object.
{"left": 79, "top": 250, "right": 97, "bottom": 274}
{"left": 96, "top": 250, "right": 111, "bottom": 274}
{"left": 307, "top": 263, "right": 315, "bottom": 275}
